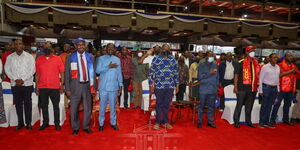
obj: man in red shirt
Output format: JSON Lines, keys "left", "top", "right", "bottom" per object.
{"left": 271, "top": 53, "right": 299, "bottom": 125}
{"left": 35, "top": 47, "right": 65, "bottom": 131}
{"left": 120, "top": 46, "right": 133, "bottom": 109}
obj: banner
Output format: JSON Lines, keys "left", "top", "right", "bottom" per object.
{"left": 173, "top": 15, "right": 205, "bottom": 23}
{"left": 6, "top": 3, "right": 48, "bottom": 14}
{"left": 135, "top": 12, "right": 171, "bottom": 20}
{"left": 51, "top": 6, "right": 93, "bottom": 15}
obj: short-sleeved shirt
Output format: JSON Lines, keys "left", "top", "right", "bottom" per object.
{"left": 132, "top": 57, "right": 147, "bottom": 83}
{"left": 148, "top": 54, "right": 179, "bottom": 89}
{"left": 36, "top": 55, "right": 65, "bottom": 89}
{"left": 234, "top": 60, "right": 252, "bottom": 92}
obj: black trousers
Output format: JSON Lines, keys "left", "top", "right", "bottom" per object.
{"left": 176, "top": 84, "right": 186, "bottom": 101}
{"left": 39, "top": 89, "right": 60, "bottom": 126}
{"left": 220, "top": 79, "right": 234, "bottom": 109}
{"left": 123, "top": 78, "right": 131, "bottom": 108}
{"left": 11, "top": 86, "right": 33, "bottom": 126}
{"left": 233, "top": 90, "right": 256, "bottom": 124}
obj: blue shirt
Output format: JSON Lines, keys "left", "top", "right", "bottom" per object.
{"left": 96, "top": 55, "right": 123, "bottom": 92}
{"left": 148, "top": 54, "right": 179, "bottom": 89}
{"left": 198, "top": 61, "right": 219, "bottom": 94}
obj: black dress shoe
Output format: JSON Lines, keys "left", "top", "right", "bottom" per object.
{"left": 110, "top": 125, "right": 119, "bottom": 130}
{"left": 39, "top": 124, "right": 49, "bottom": 130}
{"left": 197, "top": 123, "right": 202, "bottom": 129}
{"left": 270, "top": 120, "right": 276, "bottom": 125}
{"left": 207, "top": 123, "right": 217, "bottom": 128}
{"left": 265, "top": 123, "right": 275, "bottom": 128}
{"left": 83, "top": 129, "right": 93, "bottom": 134}
{"left": 16, "top": 124, "right": 24, "bottom": 131}
{"left": 72, "top": 130, "right": 79, "bottom": 135}
{"left": 283, "top": 121, "right": 294, "bottom": 126}
{"left": 234, "top": 123, "right": 240, "bottom": 128}
{"left": 99, "top": 126, "right": 104, "bottom": 131}
{"left": 27, "top": 124, "right": 32, "bottom": 130}
{"left": 246, "top": 123, "right": 256, "bottom": 128}
{"left": 291, "top": 118, "right": 297, "bottom": 124}
{"left": 55, "top": 125, "right": 61, "bottom": 131}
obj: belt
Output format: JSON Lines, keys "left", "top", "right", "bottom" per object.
{"left": 263, "top": 83, "right": 277, "bottom": 88}
{"left": 79, "top": 81, "right": 89, "bottom": 84}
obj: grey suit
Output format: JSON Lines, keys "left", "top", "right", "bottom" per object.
{"left": 65, "top": 53, "right": 95, "bottom": 130}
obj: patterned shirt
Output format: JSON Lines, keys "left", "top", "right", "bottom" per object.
{"left": 149, "top": 54, "right": 179, "bottom": 89}
{"left": 120, "top": 55, "right": 133, "bottom": 79}
{"left": 178, "top": 64, "right": 189, "bottom": 84}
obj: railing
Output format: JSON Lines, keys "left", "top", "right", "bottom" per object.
{"left": 5, "top": 0, "right": 300, "bottom": 23}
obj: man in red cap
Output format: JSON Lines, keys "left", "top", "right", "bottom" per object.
{"left": 233, "top": 46, "right": 260, "bottom": 128}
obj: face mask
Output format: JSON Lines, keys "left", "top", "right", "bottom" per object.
{"left": 162, "top": 50, "right": 170, "bottom": 56}
{"left": 31, "top": 47, "right": 37, "bottom": 51}
{"left": 249, "top": 51, "right": 255, "bottom": 58}
{"left": 208, "top": 57, "right": 214, "bottom": 63}
{"left": 138, "top": 52, "right": 143, "bottom": 57}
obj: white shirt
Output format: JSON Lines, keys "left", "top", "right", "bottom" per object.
{"left": 259, "top": 63, "right": 280, "bottom": 93}
{"left": 5, "top": 51, "right": 35, "bottom": 86}
{"left": 143, "top": 55, "right": 155, "bottom": 68}
{"left": 224, "top": 61, "right": 234, "bottom": 80}
{"left": 184, "top": 58, "right": 190, "bottom": 68}
{"left": 77, "top": 52, "right": 89, "bottom": 82}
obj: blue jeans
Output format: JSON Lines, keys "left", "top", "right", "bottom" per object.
{"left": 259, "top": 85, "right": 277, "bottom": 125}
{"left": 99, "top": 90, "right": 118, "bottom": 126}
{"left": 271, "top": 91, "right": 293, "bottom": 122}
{"left": 198, "top": 93, "right": 216, "bottom": 125}
{"left": 154, "top": 88, "right": 174, "bottom": 124}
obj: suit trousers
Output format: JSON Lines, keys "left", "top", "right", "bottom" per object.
{"left": 259, "top": 85, "right": 277, "bottom": 125}
{"left": 133, "top": 81, "right": 142, "bottom": 107}
{"left": 99, "top": 90, "right": 118, "bottom": 126}
{"left": 233, "top": 90, "right": 256, "bottom": 124}
{"left": 70, "top": 83, "right": 92, "bottom": 130}
{"left": 11, "top": 86, "right": 33, "bottom": 126}
{"left": 271, "top": 91, "right": 293, "bottom": 122}
{"left": 176, "top": 84, "right": 186, "bottom": 101}
{"left": 198, "top": 93, "right": 216, "bottom": 125}
{"left": 39, "top": 89, "right": 60, "bottom": 126}
{"left": 154, "top": 88, "right": 174, "bottom": 124}
{"left": 123, "top": 78, "right": 131, "bottom": 108}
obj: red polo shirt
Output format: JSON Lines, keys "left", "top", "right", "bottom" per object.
{"left": 36, "top": 55, "right": 65, "bottom": 89}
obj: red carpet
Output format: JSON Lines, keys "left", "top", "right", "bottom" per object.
{"left": 1, "top": 107, "right": 300, "bottom": 150}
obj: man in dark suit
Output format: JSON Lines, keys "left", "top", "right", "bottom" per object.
{"left": 218, "top": 52, "right": 237, "bottom": 111}
{"left": 65, "top": 37, "right": 96, "bottom": 135}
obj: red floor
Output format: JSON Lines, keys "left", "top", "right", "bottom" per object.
{"left": 1, "top": 107, "right": 300, "bottom": 150}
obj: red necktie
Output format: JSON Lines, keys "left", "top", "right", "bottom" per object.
{"left": 80, "top": 54, "right": 87, "bottom": 81}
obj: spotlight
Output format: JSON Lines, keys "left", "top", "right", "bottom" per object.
{"left": 218, "top": 10, "right": 224, "bottom": 16}
{"left": 184, "top": 6, "right": 188, "bottom": 11}
{"left": 242, "top": 14, "right": 248, "bottom": 18}
{"left": 84, "top": 0, "right": 89, "bottom": 6}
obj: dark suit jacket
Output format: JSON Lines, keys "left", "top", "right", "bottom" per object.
{"left": 218, "top": 60, "right": 237, "bottom": 85}
{"left": 64, "top": 53, "right": 96, "bottom": 93}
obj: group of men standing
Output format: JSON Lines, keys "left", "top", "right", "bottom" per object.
{"left": 2, "top": 38, "right": 300, "bottom": 134}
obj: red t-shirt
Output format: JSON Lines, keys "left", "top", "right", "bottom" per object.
{"left": 2, "top": 51, "right": 13, "bottom": 82}
{"left": 36, "top": 55, "right": 65, "bottom": 89}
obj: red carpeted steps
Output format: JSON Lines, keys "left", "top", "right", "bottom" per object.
{"left": 0, "top": 107, "right": 300, "bottom": 150}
